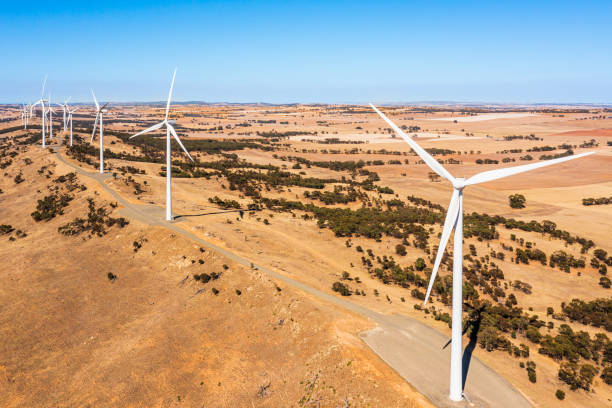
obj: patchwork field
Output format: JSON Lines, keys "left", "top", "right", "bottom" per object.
{"left": 1, "top": 103, "right": 611, "bottom": 407}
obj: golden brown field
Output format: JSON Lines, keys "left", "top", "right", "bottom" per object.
{"left": 1, "top": 103, "right": 611, "bottom": 407}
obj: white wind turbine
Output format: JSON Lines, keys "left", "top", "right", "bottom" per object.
{"left": 21, "top": 105, "right": 26, "bottom": 129}
{"left": 48, "top": 95, "right": 55, "bottom": 139}
{"left": 130, "top": 68, "right": 194, "bottom": 221}
{"left": 370, "top": 104, "right": 594, "bottom": 402}
{"left": 62, "top": 97, "right": 71, "bottom": 131}
{"left": 32, "top": 76, "right": 48, "bottom": 147}
{"left": 90, "top": 90, "right": 109, "bottom": 174}
{"left": 67, "top": 106, "right": 79, "bottom": 146}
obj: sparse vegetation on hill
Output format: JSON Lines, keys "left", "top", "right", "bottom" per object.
{"left": 31, "top": 193, "right": 73, "bottom": 221}
{"left": 58, "top": 198, "right": 129, "bottom": 238}
{"left": 582, "top": 196, "right": 612, "bottom": 206}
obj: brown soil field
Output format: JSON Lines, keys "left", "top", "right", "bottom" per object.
{"left": 1, "top": 102, "right": 611, "bottom": 407}
{"left": 0, "top": 147, "right": 430, "bottom": 407}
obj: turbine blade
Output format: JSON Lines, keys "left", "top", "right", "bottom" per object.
{"left": 465, "top": 152, "right": 595, "bottom": 186}
{"left": 168, "top": 124, "right": 194, "bottom": 161}
{"left": 91, "top": 89, "right": 99, "bottom": 110}
{"left": 130, "top": 121, "right": 165, "bottom": 138}
{"left": 166, "top": 68, "right": 177, "bottom": 120}
{"left": 423, "top": 190, "right": 461, "bottom": 305}
{"left": 370, "top": 104, "right": 456, "bottom": 184}
{"left": 41, "top": 75, "right": 47, "bottom": 98}
{"left": 91, "top": 113, "right": 99, "bottom": 142}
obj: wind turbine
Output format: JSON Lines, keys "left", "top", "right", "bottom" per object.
{"left": 21, "top": 105, "right": 26, "bottom": 129}
{"left": 370, "top": 104, "right": 594, "bottom": 402}
{"left": 48, "top": 95, "right": 55, "bottom": 139}
{"left": 32, "top": 76, "right": 48, "bottom": 148}
{"left": 90, "top": 90, "right": 109, "bottom": 174}
{"left": 61, "top": 97, "right": 71, "bottom": 131}
{"left": 130, "top": 68, "right": 194, "bottom": 221}
{"left": 67, "top": 107, "right": 78, "bottom": 146}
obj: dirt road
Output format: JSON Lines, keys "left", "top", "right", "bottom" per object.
{"left": 54, "top": 148, "right": 532, "bottom": 408}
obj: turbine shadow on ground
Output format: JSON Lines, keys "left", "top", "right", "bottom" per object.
{"left": 462, "top": 313, "right": 482, "bottom": 391}
{"left": 174, "top": 209, "right": 258, "bottom": 219}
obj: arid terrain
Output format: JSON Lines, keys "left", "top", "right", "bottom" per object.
{"left": 1, "top": 103, "right": 611, "bottom": 407}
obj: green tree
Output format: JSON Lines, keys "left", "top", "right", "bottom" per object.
{"left": 509, "top": 194, "right": 526, "bottom": 209}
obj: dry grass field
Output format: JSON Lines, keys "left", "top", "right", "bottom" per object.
{"left": 1, "top": 103, "right": 610, "bottom": 407}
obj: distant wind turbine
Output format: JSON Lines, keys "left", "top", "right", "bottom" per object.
{"left": 67, "top": 107, "right": 78, "bottom": 146}
{"left": 21, "top": 105, "right": 27, "bottom": 129}
{"left": 90, "top": 90, "right": 109, "bottom": 174}
{"left": 61, "top": 97, "right": 71, "bottom": 131}
{"left": 32, "top": 76, "right": 48, "bottom": 148}
{"left": 48, "top": 95, "right": 55, "bottom": 139}
{"left": 370, "top": 103, "right": 594, "bottom": 402}
{"left": 130, "top": 68, "right": 194, "bottom": 221}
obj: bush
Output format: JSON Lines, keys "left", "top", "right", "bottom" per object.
{"left": 526, "top": 361, "right": 537, "bottom": 383}
{"left": 31, "top": 193, "right": 73, "bottom": 221}
{"left": 332, "top": 281, "right": 351, "bottom": 296}
{"left": 194, "top": 273, "right": 212, "bottom": 283}
{"left": 600, "top": 276, "right": 611, "bottom": 289}
{"left": 0, "top": 224, "right": 15, "bottom": 235}
{"left": 526, "top": 326, "right": 542, "bottom": 343}
{"left": 414, "top": 258, "right": 426, "bottom": 271}
{"left": 395, "top": 244, "right": 407, "bottom": 256}
{"left": 601, "top": 366, "right": 612, "bottom": 385}
{"left": 555, "top": 389, "right": 565, "bottom": 400}
{"left": 558, "top": 362, "right": 598, "bottom": 390}
{"left": 509, "top": 194, "right": 526, "bottom": 209}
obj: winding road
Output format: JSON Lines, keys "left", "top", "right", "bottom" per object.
{"left": 53, "top": 148, "right": 532, "bottom": 408}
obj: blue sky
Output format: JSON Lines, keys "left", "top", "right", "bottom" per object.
{"left": 1, "top": 1, "right": 611, "bottom": 103}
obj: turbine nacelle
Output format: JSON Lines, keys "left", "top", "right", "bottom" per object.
{"left": 451, "top": 177, "right": 466, "bottom": 190}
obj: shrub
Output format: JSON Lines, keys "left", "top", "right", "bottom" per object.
{"left": 555, "top": 389, "right": 565, "bottom": 400}
{"left": 194, "top": 273, "right": 211, "bottom": 283}
{"left": 601, "top": 366, "right": 612, "bottom": 385}
{"left": 212, "top": 288, "right": 219, "bottom": 295}
{"left": 395, "top": 244, "right": 407, "bottom": 256}
{"left": 526, "top": 326, "right": 542, "bottom": 343}
{"left": 600, "top": 276, "right": 611, "bottom": 289}
{"left": 509, "top": 194, "right": 526, "bottom": 209}
{"left": 332, "top": 281, "right": 351, "bottom": 296}
{"left": 558, "top": 362, "right": 598, "bottom": 390}
{"left": 0, "top": 224, "right": 15, "bottom": 235}
{"left": 31, "top": 193, "right": 73, "bottom": 221}
{"left": 107, "top": 272, "right": 117, "bottom": 281}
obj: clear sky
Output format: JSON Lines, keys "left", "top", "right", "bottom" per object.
{"left": 1, "top": 1, "right": 611, "bottom": 104}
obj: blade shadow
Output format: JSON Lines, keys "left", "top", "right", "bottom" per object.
{"left": 174, "top": 208, "right": 258, "bottom": 219}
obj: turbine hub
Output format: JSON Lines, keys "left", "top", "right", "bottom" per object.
{"left": 453, "top": 177, "right": 466, "bottom": 190}
{"left": 167, "top": 120, "right": 177, "bottom": 125}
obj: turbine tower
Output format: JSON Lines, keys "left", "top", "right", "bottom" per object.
{"left": 90, "top": 90, "right": 108, "bottom": 174}
{"left": 370, "top": 104, "right": 594, "bottom": 402}
{"left": 48, "top": 95, "right": 55, "bottom": 139}
{"left": 67, "top": 107, "right": 78, "bottom": 146}
{"left": 32, "top": 76, "right": 48, "bottom": 147}
{"left": 62, "top": 97, "right": 71, "bottom": 131}
{"left": 130, "top": 68, "right": 194, "bottom": 221}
